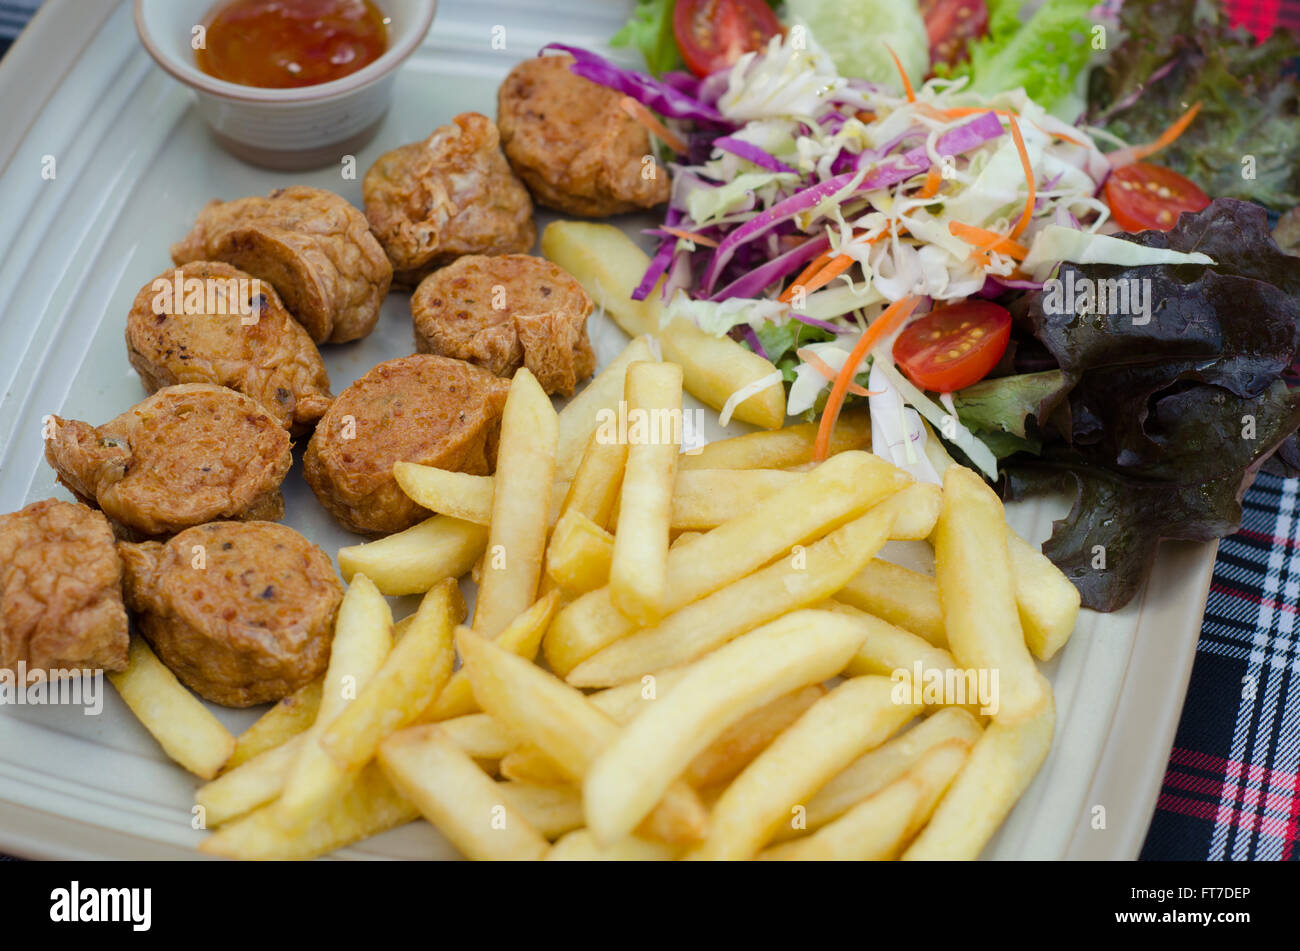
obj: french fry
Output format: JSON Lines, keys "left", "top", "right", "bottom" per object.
{"left": 684, "top": 685, "right": 826, "bottom": 788}
{"left": 200, "top": 762, "right": 417, "bottom": 860}
{"left": 196, "top": 734, "right": 304, "bottom": 827}
{"left": 497, "top": 782, "right": 585, "bottom": 840}
{"left": 275, "top": 574, "right": 393, "bottom": 832}
{"left": 541, "top": 221, "right": 786, "bottom": 430}
{"left": 545, "top": 450, "right": 910, "bottom": 676}
{"left": 226, "top": 677, "right": 323, "bottom": 770}
{"left": 392, "top": 464, "right": 496, "bottom": 524}
{"left": 556, "top": 335, "right": 655, "bottom": 481}
{"left": 557, "top": 425, "right": 628, "bottom": 530}
{"left": 1006, "top": 527, "right": 1080, "bottom": 661}
{"left": 378, "top": 725, "right": 550, "bottom": 861}
{"left": 337, "top": 515, "right": 487, "bottom": 596}
{"left": 934, "top": 466, "right": 1049, "bottom": 723}
{"left": 581, "top": 609, "right": 868, "bottom": 844}
{"left": 679, "top": 409, "right": 870, "bottom": 471}
{"left": 568, "top": 499, "right": 901, "bottom": 687}
{"left": 499, "top": 745, "right": 567, "bottom": 786}
{"left": 419, "top": 590, "right": 560, "bottom": 722}
{"left": 759, "top": 740, "right": 969, "bottom": 861}
{"left": 609, "top": 361, "right": 682, "bottom": 626}
{"left": 473, "top": 368, "right": 558, "bottom": 637}
{"left": 108, "top": 637, "right": 235, "bottom": 781}
{"left": 440, "top": 713, "right": 518, "bottom": 760}
{"left": 545, "top": 830, "right": 678, "bottom": 861}
{"left": 320, "top": 579, "right": 461, "bottom": 772}
{"left": 838, "top": 559, "right": 947, "bottom": 647}
{"left": 667, "top": 469, "right": 801, "bottom": 530}
{"left": 545, "top": 510, "right": 614, "bottom": 595}
{"left": 457, "top": 629, "right": 708, "bottom": 845}
{"left": 771, "top": 707, "right": 983, "bottom": 841}
{"left": 887, "top": 482, "right": 943, "bottom": 540}
{"left": 902, "top": 696, "right": 1056, "bottom": 860}
{"left": 687, "top": 676, "right": 922, "bottom": 860}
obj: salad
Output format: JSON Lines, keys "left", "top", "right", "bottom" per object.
{"left": 583, "top": 0, "right": 1300, "bottom": 611}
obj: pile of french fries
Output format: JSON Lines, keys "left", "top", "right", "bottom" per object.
{"left": 106, "top": 221, "right": 1082, "bottom": 860}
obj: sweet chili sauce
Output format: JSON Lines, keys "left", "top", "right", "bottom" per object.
{"left": 196, "top": 0, "right": 389, "bottom": 89}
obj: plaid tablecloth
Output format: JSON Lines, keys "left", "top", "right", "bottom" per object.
{"left": 1, "top": 0, "right": 1298, "bottom": 863}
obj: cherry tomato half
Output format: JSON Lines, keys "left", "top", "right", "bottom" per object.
{"left": 1104, "top": 162, "right": 1211, "bottom": 233}
{"left": 673, "top": 0, "right": 784, "bottom": 78}
{"left": 919, "top": 0, "right": 989, "bottom": 68}
{"left": 892, "top": 301, "right": 1011, "bottom": 392}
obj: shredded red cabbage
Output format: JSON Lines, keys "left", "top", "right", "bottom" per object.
{"left": 712, "top": 136, "right": 797, "bottom": 175}
{"left": 542, "top": 44, "right": 727, "bottom": 124}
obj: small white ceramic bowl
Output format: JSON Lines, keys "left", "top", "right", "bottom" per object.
{"left": 135, "top": 0, "right": 437, "bottom": 169}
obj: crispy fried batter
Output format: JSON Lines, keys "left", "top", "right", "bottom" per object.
{"left": 304, "top": 354, "right": 511, "bottom": 536}
{"left": 119, "top": 521, "right": 342, "bottom": 707}
{"left": 0, "top": 499, "right": 129, "bottom": 682}
{"left": 171, "top": 186, "right": 392, "bottom": 344}
{"left": 364, "top": 112, "right": 536, "bottom": 287}
{"left": 126, "top": 261, "right": 332, "bottom": 433}
{"left": 497, "top": 53, "right": 671, "bottom": 217}
{"left": 410, "top": 254, "right": 595, "bottom": 396}
{"left": 43, "top": 384, "right": 293, "bottom": 539}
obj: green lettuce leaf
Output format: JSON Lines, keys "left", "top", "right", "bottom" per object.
{"left": 611, "top": 0, "right": 683, "bottom": 76}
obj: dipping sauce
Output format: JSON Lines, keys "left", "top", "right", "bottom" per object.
{"left": 196, "top": 0, "right": 389, "bottom": 89}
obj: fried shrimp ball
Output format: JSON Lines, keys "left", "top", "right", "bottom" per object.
{"left": 304, "top": 354, "right": 510, "bottom": 536}
{"left": 0, "top": 499, "right": 129, "bottom": 682}
{"left": 497, "top": 53, "right": 671, "bottom": 217}
{"left": 43, "top": 384, "right": 293, "bottom": 539}
{"left": 171, "top": 186, "right": 393, "bottom": 344}
{"left": 119, "top": 521, "right": 343, "bottom": 707}
{"left": 363, "top": 112, "right": 536, "bottom": 287}
{"left": 410, "top": 254, "right": 595, "bottom": 396}
{"left": 126, "top": 261, "right": 333, "bottom": 433}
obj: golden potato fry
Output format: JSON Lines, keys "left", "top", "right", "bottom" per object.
{"left": 337, "top": 515, "right": 487, "bottom": 596}
{"left": 499, "top": 744, "right": 566, "bottom": 786}
{"left": 666, "top": 469, "right": 801, "bottom": 530}
{"left": 903, "top": 696, "right": 1055, "bottom": 860}
{"left": 1006, "top": 527, "right": 1080, "bottom": 661}
{"left": 687, "top": 676, "right": 922, "bottom": 860}
{"left": 545, "top": 451, "right": 910, "bottom": 676}
{"left": 568, "top": 499, "right": 900, "bottom": 687}
{"left": 772, "top": 706, "right": 983, "bottom": 841}
{"left": 934, "top": 466, "right": 1049, "bottom": 723}
{"left": 609, "top": 360, "right": 682, "bottom": 626}
{"left": 556, "top": 335, "right": 655, "bottom": 481}
{"left": 199, "top": 762, "right": 417, "bottom": 860}
{"left": 759, "top": 740, "right": 969, "bottom": 861}
{"left": 684, "top": 685, "right": 826, "bottom": 788}
{"left": 378, "top": 725, "right": 549, "bottom": 861}
{"left": 393, "top": 464, "right": 495, "bottom": 524}
{"left": 545, "top": 829, "right": 678, "bottom": 861}
{"left": 275, "top": 574, "right": 393, "bottom": 832}
{"left": 226, "top": 677, "right": 323, "bottom": 770}
{"left": 108, "top": 637, "right": 235, "bottom": 781}
{"left": 320, "top": 579, "right": 461, "bottom": 772}
{"left": 887, "top": 482, "right": 943, "bottom": 540}
{"left": 439, "top": 713, "right": 518, "bottom": 760}
{"left": 473, "top": 368, "right": 558, "bottom": 637}
{"left": 457, "top": 629, "right": 708, "bottom": 845}
{"left": 541, "top": 221, "right": 785, "bottom": 430}
{"left": 545, "top": 510, "right": 614, "bottom": 595}
{"left": 196, "top": 734, "right": 303, "bottom": 827}
{"left": 679, "top": 409, "right": 869, "bottom": 471}
{"left": 581, "top": 609, "right": 868, "bottom": 844}
{"left": 497, "top": 782, "right": 585, "bottom": 841}
{"left": 558, "top": 427, "right": 627, "bottom": 530}
{"left": 838, "top": 559, "right": 947, "bottom": 647}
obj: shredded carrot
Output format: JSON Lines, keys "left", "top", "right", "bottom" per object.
{"left": 1006, "top": 113, "right": 1035, "bottom": 241}
{"left": 619, "top": 96, "right": 688, "bottom": 154}
{"left": 1037, "top": 123, "right": 1088, "bottom": 148}
{"left": 948, "top": 221, "right": 1029, "bottom": 260}
{"left": 1122, "top": 100, "right": 1202, "bottom": 163}
{"left": 661, "top": 226, "right": 719, "bottom": 248}
{"left": 796, "top": 348, "right": 876, "bottom": 397}
{"left": 812, "top": 295, "right": 921, "bottom": 462}
{"left": 779, "top": 249, "right": 835, "bottom": 303}
{"left": 918, "top": 166, "right": 943, "bottom": 199}
{"left": 884, "top": 45, "right": 915, "bottom": 103}
{"left": 939, "top": 106, "right": 1011, "bottom": 120}
{"left": 855, "top": 110, "right": 877, "bottom": 123}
